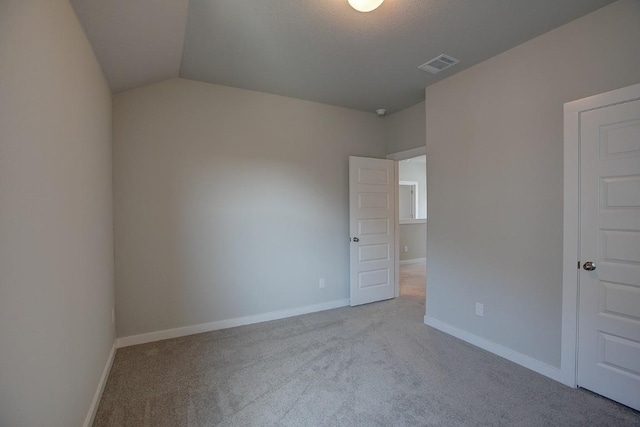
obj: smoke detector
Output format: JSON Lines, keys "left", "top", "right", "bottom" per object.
{"left": 376, "top": 109, "right": 387, "bottom": 117}
{"left": 418, "top": 54, "right": 460, "bottom": 74}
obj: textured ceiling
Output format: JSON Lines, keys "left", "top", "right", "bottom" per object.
{"left": 72, "top": 0, "right": 616, "bottom": 113}
{"left": 70, "top": 0, "right": 189, "bottom": 92}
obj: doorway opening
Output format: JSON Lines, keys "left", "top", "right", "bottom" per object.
{"left": 388, "top": 147, "right": 427, "bottom": 301}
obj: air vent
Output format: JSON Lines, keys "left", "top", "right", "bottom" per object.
{"left": 418, "top": 54, "right": 460, "bottom": 74}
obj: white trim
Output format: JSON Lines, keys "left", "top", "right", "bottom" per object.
{"left": 562, "top": 97, "right": 581, "bottom": 387}
{"left": 393, "top": 161, "right": 400, "bottom": 298}
{"left": 400, "top": 219, "right": 426, "bottom": 225}
{"left": 561, "top": 82, "right": 640, "bottom": 388}
{"left": 116, "top": 299, "right": 350, "bottom": 348}
{"left": 83, "top": 343, "right": 116, "bottom": 427}
{"left": 399, "top": 257, "right": 426, "bottom": 265}
{"left": 424, "top": 316, "right": 562, "bottom": 382}
{"left": 386, "top": 146, "right": 426, "bottom": 161}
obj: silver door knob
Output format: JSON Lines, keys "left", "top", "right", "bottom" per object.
{"left": 352, "top": 237, "right": 359, "bottom": 242}
{"left": 583, "top": 261, "right": 596, "bottom": 271}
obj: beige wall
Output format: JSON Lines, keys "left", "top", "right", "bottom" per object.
{"left": 113, "top": 78, "right": 386, "bottom": 338}
{"left": 0, "top": 1, "right": 115, "bottom": 426}
{"left": 387, "top": 103, "right": 428, "bottom": 262}
{"left": 425, "top": 0, "right": 640, "bottom": 368}
{"left": 386, "top": 101, "right": 426, "bottom": 154}
{"left": 400, "top": 224, "right": 426, "bottom": 262}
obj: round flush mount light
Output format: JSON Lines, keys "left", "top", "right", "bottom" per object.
{"left": 348, "top": 0, "right": 385, "bottom": 12}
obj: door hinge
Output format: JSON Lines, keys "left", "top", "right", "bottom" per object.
{"left": 577, "top": 261, "right": 580, "bottom": 269}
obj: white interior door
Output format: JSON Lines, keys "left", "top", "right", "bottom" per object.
{"left": 577, "top": 96, "right": 640, "bottom": 410}
{"left": 349, "top": 156, "right": 395, "bottom": 306}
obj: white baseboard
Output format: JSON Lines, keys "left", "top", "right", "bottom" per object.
{"left": 399, "top": 257, "right": 426, "bottom": 265}
{"left": 83, "top": 342, "right": 116, "bottom": 427}
{"left": 117, "top": 298, "right": 350, "bottom": 348}
{"left": 424, "top": 316, "right": 562, "bottom": 383}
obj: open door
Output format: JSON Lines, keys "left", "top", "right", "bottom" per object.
{"left": 349, "top": 156, "right": 396, "bottom": 306}
{"left": 576, "top": 94, "right": 640, "bottom": 411}
{"left": 563, "top": 82, "right": 640, "bottom": 411}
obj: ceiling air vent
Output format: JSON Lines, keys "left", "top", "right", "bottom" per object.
{"left": 418, "top": 54, "right": 460, "bottom": 74}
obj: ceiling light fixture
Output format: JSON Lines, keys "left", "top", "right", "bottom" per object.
{"left": 348, "top": 0, "right": 384, "bottom": 12}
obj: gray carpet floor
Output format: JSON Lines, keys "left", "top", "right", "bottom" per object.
{"left": 94, "top": 293, "right": 639, "bottom": 426}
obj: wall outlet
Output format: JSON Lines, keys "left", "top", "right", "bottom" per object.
{"left": 475, "top": 302, "right": 484, "bottom": 317}
{"left": 319, "top": 278, "right": 326, "bottom": 289}
{"left": 404, "top": 246, "right": 409, "bottom": 253}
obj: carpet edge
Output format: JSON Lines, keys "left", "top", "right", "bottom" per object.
{"left": 116, "top": 299, "right": 351, "bottom": 348}
{"left": 424, "top": 315, "right": 563, "bottom": 383}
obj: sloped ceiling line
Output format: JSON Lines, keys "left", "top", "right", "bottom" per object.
{"left": 71, "top": 0, "right": 616, "bottom": 113}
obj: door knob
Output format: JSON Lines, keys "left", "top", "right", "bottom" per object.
{"left": 352, "top": 237, "right": 360, "bottom": 242}
{"left": 583, "top": 261, "right": 596, "bottom": 271}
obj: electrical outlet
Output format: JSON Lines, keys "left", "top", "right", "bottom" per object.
{"left": 475, "top": 303, "right": 484, "bottom": 317}
{"left": 404, "top": 246, "right": 408, "bottom": 253}
{"left": 319, "top": 278, "right": 326, "bottom": 289}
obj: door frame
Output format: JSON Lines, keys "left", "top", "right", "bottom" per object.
{"left": 561, "top": 82, "right": 640, "bottom": 387}
{"left": 387, "top": 146, "right": 427, "bottom": 298}
{"left": 399, "top": 180, "right": 419, "bottom": 220}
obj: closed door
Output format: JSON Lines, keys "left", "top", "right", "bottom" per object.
{"left": 577, "top": 97, "right": 640, "bottom": 410}
{"left": 349, "top": 156, "right": 395, "bottom": 306}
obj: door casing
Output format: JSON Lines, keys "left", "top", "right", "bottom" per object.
{"left": 561, "top": 82, "right": 640, "bottom": 387}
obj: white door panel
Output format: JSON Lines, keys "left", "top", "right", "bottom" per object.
{"left": 349, "top": 156, "right": 395, "bottom": 306}
{"left": 578, "top": 98, "right": 640, "bottom": 411}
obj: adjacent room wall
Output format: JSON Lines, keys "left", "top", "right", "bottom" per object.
{"left": 0, "top": 1, "right": 115, "bottom": 426}
{"left": 398, "top": 160, "right": 427, "bottom": 261}
{"left": 387, "top": 103, "right": 427, "bottom": 262}
{"left": 385, "top": 101, "right": 425, "bottom": 154}
{"left": 399, "top": 224, "right": 426, "bottom": 262}
{"left": 425, "top": 0, "right": 640, "bottom": 368}
{"left": 399, "top": 160, "right": 427, "bottom": 219}
{"left": 113, "top": 78, "right": 386, "bottom": 338}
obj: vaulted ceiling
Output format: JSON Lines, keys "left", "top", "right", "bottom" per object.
{"left": 71, "top": 0, "right": 616, "bottom": 113}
